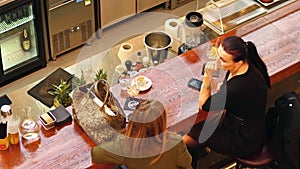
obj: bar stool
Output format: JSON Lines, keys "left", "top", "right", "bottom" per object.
{"left": 235, "top": 143, "right": 274, "bottom": 169}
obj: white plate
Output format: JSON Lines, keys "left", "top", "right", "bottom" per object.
{"left": 134, "top": 76, "right": 152, "bottom": 91}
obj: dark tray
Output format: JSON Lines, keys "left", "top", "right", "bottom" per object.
{"left": 27, "top": 68, "right": 73, "bottom": 107}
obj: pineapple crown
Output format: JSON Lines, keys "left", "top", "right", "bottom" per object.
{"left": 94, "top": 68, "right": 107, "bottom": 81}
{"left": 48, "top": 79, "right": 71, "bottom": 101}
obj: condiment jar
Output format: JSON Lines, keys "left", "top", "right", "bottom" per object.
{"left": 0, "top": 119, "right": 9, "bottom": 150}
{"left": 1, "top": 105, "right": 20, "bottom": 145}
{"left": 7, "top": 114, "right": 21, "bottom": 145}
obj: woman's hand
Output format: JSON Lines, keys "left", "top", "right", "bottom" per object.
{"left": 204, "top": 61, "right": 219, "bottom": 78}
{"left": 198, "top": 61, "right": 217, "bottom": 109}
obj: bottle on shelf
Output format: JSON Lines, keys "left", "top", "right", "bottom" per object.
{"left": 20, "top": 27, "right": 31, "bottom": 51}
{"left": 20, "top": 106, "right": 40, "bottom": 146}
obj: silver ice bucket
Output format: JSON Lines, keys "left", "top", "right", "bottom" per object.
{"left": 143, "top": 31, "right": 173, "bottom": 65}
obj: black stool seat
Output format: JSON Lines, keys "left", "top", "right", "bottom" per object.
{"left": 235, "top": 144, "right": 274, "bottom": 168}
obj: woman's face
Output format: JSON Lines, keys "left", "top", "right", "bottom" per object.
{"left": 217, "top": 45, "right": 238, "bottom": 71}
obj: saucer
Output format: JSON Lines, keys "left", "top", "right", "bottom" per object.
{"left": 134, "top": 76, "right": 152, "bottom": 91}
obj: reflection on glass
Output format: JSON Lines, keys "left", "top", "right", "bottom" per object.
{"left": 0, "top": 3, "right": 38, "bottom": 72}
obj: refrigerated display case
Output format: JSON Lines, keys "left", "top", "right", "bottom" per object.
{"left": 0, "top": 0, "right": 47, "bottom": 87}
{"left": 199, "top": 0, "right": 267, "bottom": 35}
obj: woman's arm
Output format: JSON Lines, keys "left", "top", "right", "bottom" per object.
{"left": 199, "top": 74, "right": 212, "bottom": 109}
{"left": 199, "top": 61, "right": 218, "bottom": 109}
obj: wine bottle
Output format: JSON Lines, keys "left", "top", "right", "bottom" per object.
{"left": 21, "top": 27, "right": 31, "bottom": 51}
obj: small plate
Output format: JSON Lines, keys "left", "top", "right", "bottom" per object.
{"left": 134, "top": 76, "right": 152, "bottom": 91}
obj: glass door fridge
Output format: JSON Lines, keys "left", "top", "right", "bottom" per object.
{"left": 0, "top": 0, "right": 47, "bottom": 87}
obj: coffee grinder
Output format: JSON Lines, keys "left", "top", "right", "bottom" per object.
{"left": 178, "top": 12, "right": 204, "bottom": 55}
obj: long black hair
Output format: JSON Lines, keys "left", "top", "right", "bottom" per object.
{"left": 222, "top": 36, "right": 271, "bottom": 88}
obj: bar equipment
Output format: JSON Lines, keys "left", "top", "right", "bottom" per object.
{"left": 143, "top": 31, "right": 173, "bottom": 65}
{"left": 0, "top": 0, "right": 47, "bottom": 87}
{"left": 177, "top": 11, "right": 204, "bottom": 55}
{"left": 47, "top": 0, "right": 95, "bottom": 60}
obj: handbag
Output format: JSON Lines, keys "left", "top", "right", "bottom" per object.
{"left": 72, "top": 79, "right": 126, "bottom": 145}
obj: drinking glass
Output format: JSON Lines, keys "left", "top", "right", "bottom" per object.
{"left": 127, "top": 77, "right": 140, "bottom": 97}
{"left": 142, "top": 56, "right": 150, "bottom": 68}
{"left": 119, "top": 74, "right": 130, "bottom": 91}
{"left": 7, "top": 114, "right": 21, "bottom": 145}
{"left": 207, "top": 43, "right": 218, "bottom": 61}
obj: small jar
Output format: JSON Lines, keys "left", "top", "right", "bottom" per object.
{"left": 7, "top": 114, "right": 21, "bottom": 145}
{"left": 1, "top": 105, "right": 20, "bottom": 145}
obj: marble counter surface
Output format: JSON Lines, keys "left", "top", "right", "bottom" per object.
{"left": 0, "top": 1, "right": 299, "bottom": 168}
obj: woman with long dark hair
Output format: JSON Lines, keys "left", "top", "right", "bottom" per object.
{"left": 184, "top": 36, "right": 271, "bottom": 168}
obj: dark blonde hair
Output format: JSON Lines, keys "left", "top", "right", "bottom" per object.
{"left": 123, "top": 99, "right": 167, "bottom": 164}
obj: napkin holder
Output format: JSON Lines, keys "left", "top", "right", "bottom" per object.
{"left": 38, "top": 105, "right": 72, "bottom": 130}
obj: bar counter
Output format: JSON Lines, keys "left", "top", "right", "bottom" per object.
{"left": 1, "top": 1, "right": 299, "bottom": 168}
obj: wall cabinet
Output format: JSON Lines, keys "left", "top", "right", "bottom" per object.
{"left": 137, "top": 0, "right": 169, "bottom": 13}
{"left": 98, "top": 0, "right": 169, "bottom": 28}
{"left": 100, "top": 0, "right": 136, "bottom": 28}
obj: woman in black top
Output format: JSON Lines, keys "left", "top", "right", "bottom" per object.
{"left": 183, "top": 36, "right": 271, "bottom": 168}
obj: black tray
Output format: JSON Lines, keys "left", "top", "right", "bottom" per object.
{"left": 27, "top": 68, "right": 73, "bottom": 107}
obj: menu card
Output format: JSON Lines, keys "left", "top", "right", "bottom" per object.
{"left": 124, "top": 97, "right": 144, "bottom": 111}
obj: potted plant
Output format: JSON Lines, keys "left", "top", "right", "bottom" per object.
{"left": 49, "top": 79, "right": 73, "bottom": 108}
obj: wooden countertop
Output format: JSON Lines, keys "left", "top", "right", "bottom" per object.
{"left": 1, "top": 1, "right": 299, "bottom": 168}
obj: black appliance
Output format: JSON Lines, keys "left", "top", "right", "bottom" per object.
{"left": 0, "top": 0, "right": 47, "bottom": 87}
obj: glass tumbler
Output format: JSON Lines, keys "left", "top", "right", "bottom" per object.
{"left": 207, "top": 43, "right": 218, "bottom": 61}
{"left": 119, "top": 74, "right": 130, "bottom": 91}
{"left": 127, "top": 77, "right": 140, "bottom": 97}
{"left": 7, "top": 114, "right": 21, "bottom": 145}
